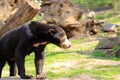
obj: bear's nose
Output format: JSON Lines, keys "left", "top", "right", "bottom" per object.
{"left": 61, "top": 39, "right": 71, "bottom": 49}
{"left": 68, "top": 44, "right": 71, "bottom": 48}
{"left": 61, "top": 44, "right": 71, "bottom": 49}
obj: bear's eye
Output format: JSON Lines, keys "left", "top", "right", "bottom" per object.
{"left": 61, "top": 38, "right": 66, "bottom": 42}
{"left": 59, "top": 33, "right": 64, "bottom": 37}
{"left": 59, "top": 33, "right": 67, "bottom": 42}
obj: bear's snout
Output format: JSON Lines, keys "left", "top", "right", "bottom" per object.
{"left": 60, "top": 39, "right": 71, "bottom": 49}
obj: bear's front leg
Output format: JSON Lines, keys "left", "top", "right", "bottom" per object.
{"left": 16, "top": 55, "right": 33, "bottom": 79}
{"left": 34, "top": 45, "right": 46, "bottom": 79}
{"left": 15, "top": 40, "right": 34, "bottom": 79}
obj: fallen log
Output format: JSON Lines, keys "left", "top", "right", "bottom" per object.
{"left": 40, "top": 0, "right": 83, "bottom": 38}
{"left": 0, "top": 0, "right": 41, "bottom": 37}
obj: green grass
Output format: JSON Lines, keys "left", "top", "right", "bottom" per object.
{"left": 2, "top": 36, "right": 120, "bottom": 80}
{"left": 96, "top": 11, "right": 120, "bottom": 25}
{"left": 74, "top": 0, "right": 113, "bottom": 9}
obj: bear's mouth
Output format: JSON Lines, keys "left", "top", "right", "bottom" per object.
{"left": 59, "top": 39, "right": 71, "bottom": 49}
{"left": 59, "top": 44, "right": 71, "bottom": 49}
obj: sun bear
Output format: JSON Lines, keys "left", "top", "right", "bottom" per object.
{"left": 0, "top": 21, "right": 71, "bottom": 79}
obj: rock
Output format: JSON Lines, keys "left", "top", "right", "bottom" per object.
{"left": 115, "top": 49, "right": 120, "bottom": 57}
{"left": 101, "top": 23, "right": 117, "bottom": 33}
{"left": 96, "top": 37, "right": 120, "bottom": 49}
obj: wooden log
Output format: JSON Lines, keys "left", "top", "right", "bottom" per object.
{"left": 0, "top": 0, "right": 41, "bottom": 37}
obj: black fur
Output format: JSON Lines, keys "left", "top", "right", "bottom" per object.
{"left": 0, "top": 21, "right": 71, "bottom": 79}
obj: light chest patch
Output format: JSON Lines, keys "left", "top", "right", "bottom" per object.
{"left": 33, "top": 42, "right": 49, "bottom": 47}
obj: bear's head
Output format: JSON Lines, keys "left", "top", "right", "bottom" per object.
{"left": 30, "top": 21, "right": 71, "bottom": 49}
{"left": 48, "top": 24, "right": 71, "bottom": 49}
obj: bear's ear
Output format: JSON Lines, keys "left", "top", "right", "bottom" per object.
{"left": 48, "top": 29, "right": 56, "bottom": 35}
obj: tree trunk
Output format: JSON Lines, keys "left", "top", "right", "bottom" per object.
{"left": 0, "top": 0, "right": 41, "bottom": 37}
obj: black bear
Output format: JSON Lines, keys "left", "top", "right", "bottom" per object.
{"left": 0, "top": 21, "right": 71, "bottom": 79}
